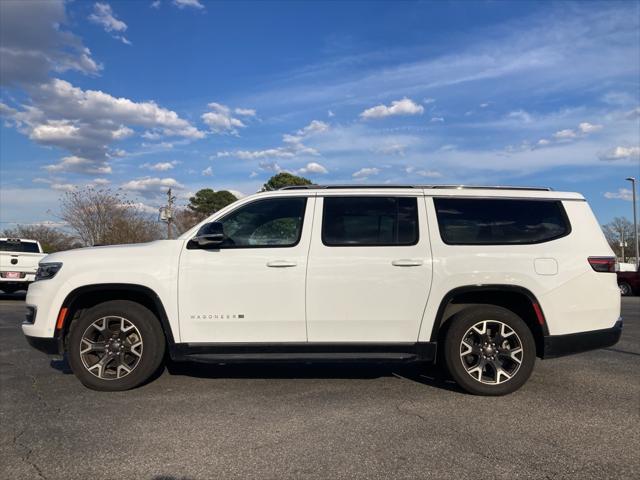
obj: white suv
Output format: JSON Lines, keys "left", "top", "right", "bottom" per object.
{"left": 22, "top": 185, "right": 622, "bottom": 395}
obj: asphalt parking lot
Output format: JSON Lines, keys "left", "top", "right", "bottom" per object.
{"left": 0, "top": 296, "right": 638, "bottom": 480}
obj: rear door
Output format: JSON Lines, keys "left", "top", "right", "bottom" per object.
{"left": 306, "top": 194, "right": 432, "bottom": 342}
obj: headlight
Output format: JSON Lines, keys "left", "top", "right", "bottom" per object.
{"left": 35, "top": 262, "right": 63, "bottom": 281}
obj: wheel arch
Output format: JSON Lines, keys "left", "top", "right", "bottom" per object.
{"left": 58, "top": 283, "right": 175, "bottom": 350}
{"left": 429, "top": 285, "right": 549, "bottom": 358}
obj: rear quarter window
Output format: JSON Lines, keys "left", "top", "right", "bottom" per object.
{"left": 433, "top": 198, "right": 571, "bottom": 245}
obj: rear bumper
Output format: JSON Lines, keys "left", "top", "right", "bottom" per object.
{"left": 542, "top": 319, "right": 622, "bottom": 359}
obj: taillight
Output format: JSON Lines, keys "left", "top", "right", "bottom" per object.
{"left": 588, "top": 257, "right": 616, "bottom": 273}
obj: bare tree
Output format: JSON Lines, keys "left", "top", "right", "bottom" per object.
{"left": 59, "top": 188, "right": 163, "bottom": 246}
{"left": 602, "top": 217, "right": 635, "bottom": 261}
{"left": 1, "top": 224, "right": 78, "bottom": 253}
{"left": 172, "top": 208, "right": 200, "bottom": 236}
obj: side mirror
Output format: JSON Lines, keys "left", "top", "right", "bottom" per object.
{"left": 193, "top": 222, "right": 225, "bottom": 247}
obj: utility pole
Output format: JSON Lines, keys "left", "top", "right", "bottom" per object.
{"left": 159, "top": 188, "right": 176, "bottom": 239}
{"left": 626, "top": 177, "right": 638, "bottom": 269}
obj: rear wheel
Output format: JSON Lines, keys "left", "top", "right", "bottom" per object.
{"left": 619, "top": 282, "right": 633, "bottom": 296}
{"left": 444, "top": 306, "right": 536, "bottom": 396}
{"left": 67, "top": 300, "right": 165, "bottom": 391}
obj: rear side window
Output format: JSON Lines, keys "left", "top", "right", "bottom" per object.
{"left": 322, "top": 197, "right": 419, "bottom": 246}
{"left": 0, "top": 240, "right": 40, "bottom": 253}
{"left": 433, "top": 198, "right": 570, "bottom": 245}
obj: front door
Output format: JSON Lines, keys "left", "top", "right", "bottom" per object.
{"left": 178, "top": 195, "right": 314, "bottom": 343}
{"left": 306, "top": 195, "right": 432, "bottom": 342}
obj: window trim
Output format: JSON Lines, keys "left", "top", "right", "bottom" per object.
{"left": 433, "top": 197, "right": 572, "bottom": 246}
{"left": 189, "top": 196, "right": 308, "bottom": 250}
{"left": 320, "top": 196, "right": 420, "bottom": 248}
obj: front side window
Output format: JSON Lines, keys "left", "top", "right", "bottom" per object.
{"left": 433, "top": 198, "right": 570, "bottom": 245}
{"left": 322, "top": 197, "right": 419, "bottom": 246}
{"left": 217, "top": 197, "right": 307, "bottom": 247}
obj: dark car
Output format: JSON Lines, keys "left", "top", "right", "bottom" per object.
{"left": 617, "top": 268, "right": 640, "bottom": 296}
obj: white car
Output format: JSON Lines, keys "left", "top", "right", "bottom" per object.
{"left": 22, "top": 185, "right": 622, "bottom": 395}
{"left": 0, "top": 238, "right": 46, "bottom": 294}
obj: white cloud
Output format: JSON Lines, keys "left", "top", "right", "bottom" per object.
{"left": 578, "top": 122, "right": 603, "bottom": 133}
{"left": 141, "top": 161, "right": 179, "bottom": 171}
{"left": 507, "top": 110, "right": 533, "bottom": 123}
{"left": 50, "top": 183, "right": 77, "bottom": 192}
{"left": 1, "top": 78, "right": 203, "bottom": 174}
{"left": 479, "top": 102, "right": 490, "bottom": 108}
{"left": 599, "top": 146, "right": 640, "bottom": 161}
{"left": 234, "top": 108, "right": 256, "bottom": 117}
{"left": 407, "top": 168, "right": 442, "bottom": 178}
{"left": 0, "top": 0, "right": 101, "bottom": 87}
{"left": 352, "top": 167, "right": 380, "bottom": 179}
{"left": 201, "top": 102, "right": 249, "bottom": 135}
{"left": 297, "top": 162, "right": 328, "bottom": 175}
{"left": 44, "top": 156, "right": 112, "bottom": 174}
{"left": 296, "top": 120, "right": 330, "bottom": 136}
{"left": 173, "top": 0, "right": 204, "bottom": 9}
{"left": 328, "top": 110, "right": 335, "bottom": 117}
{"left": 537, "top": 139, "right": 550, "bottom": 146}
{"left": 360, "top": 98, "right": 424, "bottom": 120}
{"left": 121, "top": 177, "right": 184, "bottom": 196}
{"left": 88, "top": 3, "right": 131, "bottom": 44}
{"left": 553, "top": 129, "right": 577, "bottom": 139}
{"left": 92, "top": 178, "right": 111, "bottom": 185}
{"left": 151, "top": 1, "right": 161, "bottom": 8}
{"left": 375, "top": 143, "right": 406, "bottom": 156}
{"left": 604, "top": 188, "right": 633, "bottom": 201}
{"left": 216, "top": 120, "right": 329, "bottom": 160}
{"left": 202, "top": 166, "right": 213, "bottom": 176}
{"left": 430, "top": 117, "right": 444, "bottom": 123}
{"left": 258, "top": 161, "right": 283, "bottom": 172}
{"left": 423, "top": 98, "right": 436, "bottom": 104}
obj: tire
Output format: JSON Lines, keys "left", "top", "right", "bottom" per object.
{"left": 443, "top": 306, "right": 536, "bottom": 396}
{"left": 1, "top": 286, "right": 18, "bottom": 294}
{"left": 67, "top": 300, "right": 166, "bottom": 391}
{"left": 619, "top": 283, "right": 633, "bottom": 296}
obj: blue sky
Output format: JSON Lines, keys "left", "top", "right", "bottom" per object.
{"left": 1, "top": 0, "right": 639, "bottom": 228}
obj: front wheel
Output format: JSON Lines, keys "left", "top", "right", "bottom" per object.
{"left": 67, "top": 300, "right": 166, "bottom": 391}
{"left": 444, "top": 306, "right": 536, "bottom": 396}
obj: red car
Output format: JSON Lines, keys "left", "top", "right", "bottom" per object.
{"left": 617, "top": 268, "right": 640, "bottom": 296}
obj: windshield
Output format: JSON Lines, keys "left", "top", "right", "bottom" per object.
{"left": 0, "top": 240, "right": 40, "bottom": 253}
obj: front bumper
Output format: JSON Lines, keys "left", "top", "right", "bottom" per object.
{"left": 25, "top": 334, "right": 62, "bottom": 355}
{"left": 542, "top": 319, "right": 623, "bottom": 359}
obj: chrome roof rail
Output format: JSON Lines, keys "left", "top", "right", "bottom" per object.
{"left": 279, "top": 184, "right": 553, "bottom": 191}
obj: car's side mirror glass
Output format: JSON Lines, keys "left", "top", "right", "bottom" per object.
{"left": 192, "top": 221, "right": 225, "bottom": 247}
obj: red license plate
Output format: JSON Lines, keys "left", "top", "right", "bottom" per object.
{"left": 5, "top": 272, "right": 21, "bottom": 279}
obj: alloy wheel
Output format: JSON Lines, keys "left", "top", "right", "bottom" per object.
{"left": 459, "top": 320, "right": 523, "bottom": 385}
{"left": 79, "top": 316, "right": 143, "bottom": 380}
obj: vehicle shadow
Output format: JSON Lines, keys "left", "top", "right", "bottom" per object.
{"left": 0, "top": 291, "right": 27, "bottom": 301}
{"left": 165, "top": 360, "right": 465, "bottom": 393}
{"left": 49, "top": 353, "right": 465, "bottom": 393}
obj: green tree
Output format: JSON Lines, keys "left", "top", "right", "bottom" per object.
{"left": 261, "top": 172, "right": 312, "bottom": 191}
{"left": 188, "top": 189, "right": 238, "bottom": 219}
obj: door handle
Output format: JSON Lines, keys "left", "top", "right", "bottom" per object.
{"left": 266, "top": 260, "right": 297, "bottom": 268}
{"left": 391, "top": 259, "right": 424, "bottom": 267}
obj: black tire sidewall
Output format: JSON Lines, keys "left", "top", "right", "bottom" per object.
{"left": 67, "top": 300, "right": 165, "bottom": 391}
{"left": 444, "top": 306, "right": 536, "bottom": 396}
{"left": 619, "top": 283, "right": 632, "bottom": 296}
